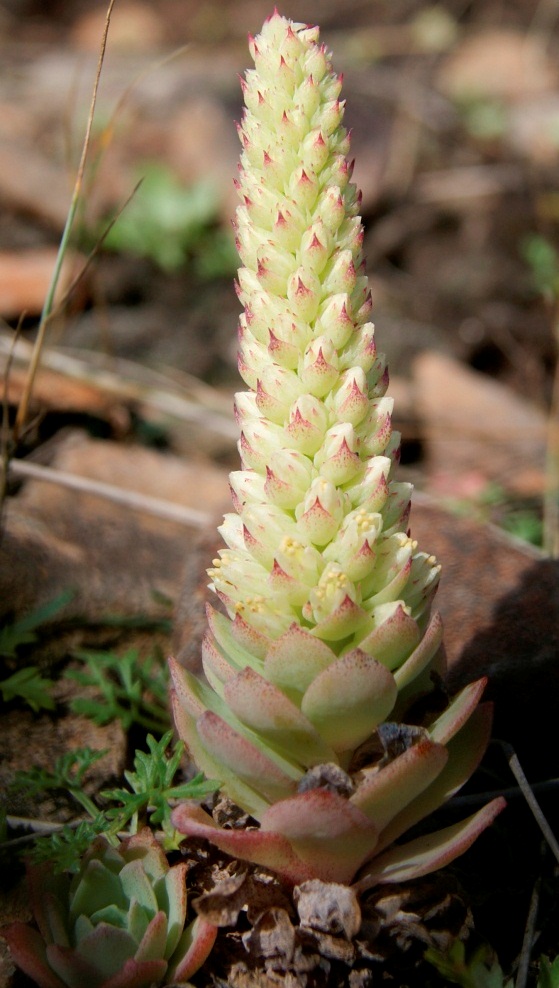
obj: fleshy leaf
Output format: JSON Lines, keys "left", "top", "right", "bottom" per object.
{"left": 376, "top": 703, "right": 494, "bottom": 853}
{"left": 168, "top": 917, "right": 218, "bottom": 983}
{"left": 158, "top": 862, "right": 188, "bottom": 959}
{"left": 223, "top": 666, "right": 337, "bottom": 766}
{"left": 264, "top": 623, "right": 337, "bottom": 694}
{"left": 301, "top": 649, "right": 397, "bottom": 751}
{"left": 2, "top": 923, "right": 67, "bottom": 988}
{"left": 134, "top": 911, "right": 167, "bottom": 963}
{"left": 355, "top": 797, "right": 506, "bottom": 890}
{"left": 261, "top": 789, "right": 379, "bottom": 883}
{"left": 172, "top": 802, "right": 318, "bottom": 886}
{"left": 357, "top": 602, "right": 421, "bottom": 670}
{"left": 428, "top": 677, "right": 488, "bottom": 745}
{"left": 196, "top": 710, "right": 300, "bottom": 802}
{"left": 350, "top": 738, "right": 448, "bottom": 829}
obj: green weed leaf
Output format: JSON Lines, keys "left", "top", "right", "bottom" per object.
{"left": 0, "top": 666, "right": 55, "bottom": 712}
{"left": 0, "top": 591, "right": 74, "bottom": 658}
{"left": 67, "top": 647, "right": 170, "bottom": 733}
{"left": 425, "top": 941, "right": 513, "bottom": 988}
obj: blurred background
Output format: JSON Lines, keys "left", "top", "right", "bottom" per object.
{"left": 0, "top": 0, "right": 558, "bottom": 547}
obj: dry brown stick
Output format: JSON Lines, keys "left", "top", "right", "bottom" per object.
{"left": 9, "top": 459, "right": 213, "bottom": 528}
{"left": 14, "top": 0, "right": 117, "bottom": 441}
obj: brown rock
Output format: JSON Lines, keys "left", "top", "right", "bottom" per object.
{"left": 411, "top": 499, "right": 558, "bottom": 777}
{"left": 413, "top": 351, "right": 546, "bottom": 495}
{"left": 437, "top": 30, "right": 557, "bottom": 102}
{"left": 1, "top": 432, "right": 230, "bottom": 657}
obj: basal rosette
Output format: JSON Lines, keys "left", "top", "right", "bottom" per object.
{"left": 4, "top": 830, "right": 216, "bottom": 988}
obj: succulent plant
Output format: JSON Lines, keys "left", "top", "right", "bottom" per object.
{"left": 4, "top": 829, "right": 216, "bottom": 988}
{"left": 169, "top": 10, "right": 505, "bottom": 886}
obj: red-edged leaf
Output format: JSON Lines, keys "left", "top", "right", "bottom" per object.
{"left": 168, "top": 917, "right": 218, "bottom": 982}
{"left": 261, "top": 789, "right": 379, "bottom": 883}
{"left": 375, "top": 703, "right": 494, "bottom": 854}
{"left": 172, "top": 802, "right": 317, "bottom": 885}
{"left": 350, "top": 738, "right": 447, "bottom": 829}
{"left": 3, "top": 923, "right": 66, "bottom": 988}
{"left": 354, "top": 797, "right": 506, "bottom": 891}
{"left": 196, "top": 710, "right": 299, "bottom": 802}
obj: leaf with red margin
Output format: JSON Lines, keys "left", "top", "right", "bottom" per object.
{"left": 196, "top": 710, "right": 299, "bottom": 803}
{"left": 2, "top": 923, "right": 66, "bottom": 988}
{"left": 261, "top": 788, "right": 379, "bottom": 883}
{"left": 172, "top": 802, "right": 318, "bottom": 886}
{"left": 223, "top": 666, "right": 336, "bottom": 766}
{"left": 354, "top": 797, "right": 506, "bottom": 891}
{"left": 350, "top": 738, "right": 448, "bottom": 828}
{"left": 374, "top": 703, "right": 494, "bottom": 855}
{"left": 168, "top": 917, "right": 218, "bottom": 983}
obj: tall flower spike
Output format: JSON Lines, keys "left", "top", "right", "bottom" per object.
{"left": 171, "top": 10, "right": 504, "bottom": 886}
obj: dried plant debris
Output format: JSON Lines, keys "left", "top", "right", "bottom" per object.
{"left": 180, "top": 801, "right": 472, "bottom": 987}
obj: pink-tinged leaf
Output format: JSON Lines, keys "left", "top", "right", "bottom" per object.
{"left": 119, "top": 860, "right": 159, "bottom": 914}
{"left": 161, "top": 862, "right": 188, "bottom": 958}
{"left": 201, "top": 632, "right": 235, "bottom": 694}
{"left": 46, "top": 942, "right": 103, "bottom": 988}
{"left": 223, "top": 666, "right": 336, "bottom": 766}
{"left": 172, "top": 802, "right": 317, "bottom": 886}
{"left": 261, "top": 789, "right": 379, "bottom": 884}
{"left": 264, "top": 622, "right": 336, "bottom": 694}
{"left": 26, "top": 863, "right": 69, "bottom": 945}
{"left": 301, "top": 649, "right": 397, "bottom": 751}
{"left": 168, "top": 656, "right": 208, "bottom": 721}
{"left": 196, "top": 710, "right": 299, "bottom": 803}
{"left": 134, "top": 911, "right": 167, "bottom": 963}
{"left": 393, "top": 610, "right": 444, "bottom": 691}
{"left": 429, "top": 678, "right": 488, "bottom": 746}
{"left": 206, "top": 606, "right": 265, "bottom": 674}
{"left": 101, "top": 958, "right": 168, "bottom": 988}
{"left": 230, "top": 610, "right": 271, "bottom": 660}
{"left": 71, "top": 924, "right": 137, "bottom": 980}
{"left": 375, "top": 704, "right": 494, "bottom": 854}
{"left": 169, "top": 680, "right": 270, "bottom": 820}
{"left": 350, "top": 739, "right": 448, "bottom": 829}
{"left": 310, "top": 595, "right": 369, "bottom": 642}
{"left": 168, "top": 917, "right": 218, "bottom": 982}
{"left": 3, "top": 923, "right": 66, "bottom": 988}
{"left": 357, "top": 603, "right": 421, "bottom": 671}
{"left": 354, "top": 797, "right": 506, "bottom": 891}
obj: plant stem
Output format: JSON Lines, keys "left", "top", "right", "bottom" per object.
{"left": 13, "top": 0, "right": 117, "bottom": 441}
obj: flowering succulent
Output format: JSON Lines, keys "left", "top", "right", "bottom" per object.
{"left": 170, "top": 10, "right": 504, "bottom": 886}
{"left": 4, "top": 829, "right": 216, "bottom": 988}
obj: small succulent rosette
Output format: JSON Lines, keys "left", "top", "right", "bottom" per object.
{"left": 170, "top": 11, "right": 504, "bottom": 886}
{"left": 4, "top": 830, "right": 216, "bottom": 988}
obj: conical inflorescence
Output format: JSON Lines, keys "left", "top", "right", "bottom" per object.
{"left": 170, "top": 10, "right": 504, "bottom": 887}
